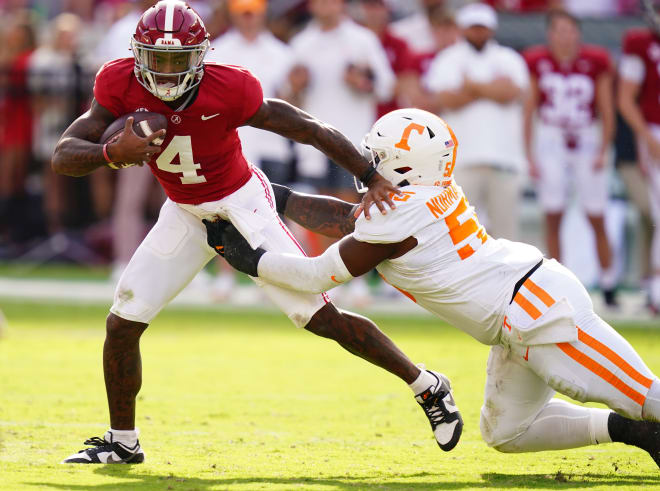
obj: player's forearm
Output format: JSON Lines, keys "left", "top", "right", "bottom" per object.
{"left": 52, "top": 137, "right": 107, "bottom": 177}
{"left": 52, "top": 106, "right": 113, "bottom": 177}
{"left": 249, "top": 99, "right": 372, "bottom": 180}
{"left": 284, "top": 190, "right": 357, "bottom": 238}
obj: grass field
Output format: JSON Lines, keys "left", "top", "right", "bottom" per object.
{"left": 0, "top": 299, "right": 659, "bottom": 490}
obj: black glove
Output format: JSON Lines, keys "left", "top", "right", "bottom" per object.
{"left": 203, "top": 219, "right": 266, "bottom": 277}
{"left": 271, "top": 183, "right": 292, "bottom": 214}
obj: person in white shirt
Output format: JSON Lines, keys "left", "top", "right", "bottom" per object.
{"left": 286, "top": 0, "right": 395, "bottom": 199}
{"left": 207, "top": 0, "right": 294, "bottom": 184}
{"left": 423, "top": 3, "right": 529, "bottom": 240}
{"left": 207, "top": 108, "right": 660, "bottom": 469}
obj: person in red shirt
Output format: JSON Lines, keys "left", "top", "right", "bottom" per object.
{"left": 618, "top": 0, "right": 660, "bottom": 315}
{"left": 53, "top": 0, "right": 461, "bottom": 463}
{"left": 523, "top": 9, "right": 616, "bottom": 305}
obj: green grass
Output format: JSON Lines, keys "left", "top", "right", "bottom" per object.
{"left": 0, "top": 299, "right": 658, "bottom": 490}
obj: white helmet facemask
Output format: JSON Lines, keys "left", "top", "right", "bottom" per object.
{"left": 356, "top": 108, "right": 458, "bottom": 192}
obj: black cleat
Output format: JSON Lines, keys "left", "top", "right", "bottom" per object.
{"left": 608, "top": 412, "right": 660, "bottom": 469}
{"left": 62, "top": 431, "right": 144, "bottom": 464}
{"left": 415, "top": 370, "right": 463, "bottom": 451}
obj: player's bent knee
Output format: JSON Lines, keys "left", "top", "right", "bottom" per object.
{"left": 480, "top": 409, "right": 522, "bottom": 452}
{"left": 105, "top": 312, "right": 148, "bottom": 340}
{"left": 304, "top": 302, "right": 341, "bottom": 338}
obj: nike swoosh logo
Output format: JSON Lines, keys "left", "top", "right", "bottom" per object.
{"left": 443, "top": 395, "right": 458, "bottom": 413}
{"left": 201, "top": 113, "right": 220, "bottom": 121}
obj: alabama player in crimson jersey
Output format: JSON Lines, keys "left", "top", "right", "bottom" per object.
{"left": 523, "top": 9, "right": 617, "bottom": 306}
{"left": 53, "top": 1, "right": 462, "bottom": 463}
{"left": 618, "top": 0, "right": 660, "bottom": 315}
{"left": 209, "top": 108, "right": 660, "bottom": 469}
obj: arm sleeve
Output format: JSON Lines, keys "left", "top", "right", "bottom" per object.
{"left": 257, "top": 242, "right": 353, "bottom": 293}
{"left": 92, "top": 63, "right": 123, "bottom": 117}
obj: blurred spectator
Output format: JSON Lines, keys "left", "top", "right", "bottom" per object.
{"left": 562, "top": 0, "right": 635, "bottom": 17}
{"left": 523, "top": 9, "right": 617, "bottom": 304}
{"left": 618, "top": 0, "right": 660, "bottom": 314}
{"left": 615, "top": 114, "right": 653, "bottom": 293}
{"left": 285, "top": 0, "right": 395, "bottom": 306}
{"left": 424, "top": 2, "right": 528, "bottom": 240}
{"left": 0, "top": 10, "right": 36, "bottom": 244}
{"left": 208, "top": 0, "right": 295, "bottom": 183}
{"left": 286, "top": 0, "right": 395, "bottom": 200}
{"left": 389, "top": 0, "right": 444, "bottom": 54}
{"left": 29, "top": 13, "right": 95, "bottom": 234}
{"left": 355, "top": 0, "right": 415, "bottom": 118}
{"left": 403, "top": 8, "right": 459, "bottom": 109}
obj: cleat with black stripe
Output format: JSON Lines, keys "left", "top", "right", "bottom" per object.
{"left": 62, "top": 431, "right": 144, "bottom": 464}
{"left": 415, "top": 370, "right": 463, "bottom": 451}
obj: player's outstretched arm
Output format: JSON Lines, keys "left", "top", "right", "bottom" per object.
{"left": 273, "top": 183, "right": 357, "bottom": 238}
{"left": 246, "top": 98, "right": 400, "bottom": 218}
{"left": 52, "top": 99, "right": 165, "bottom": 177}
{"left": 204, "top": 220, "right": 412, "bottom": 292}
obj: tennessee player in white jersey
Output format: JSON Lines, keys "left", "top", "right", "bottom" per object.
{"left": 208, "top": 108, "right": 660, "bottom": 467}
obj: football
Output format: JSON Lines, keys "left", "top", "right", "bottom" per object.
{"left": 99, "top": 111, "right": 168, "bottom": 169}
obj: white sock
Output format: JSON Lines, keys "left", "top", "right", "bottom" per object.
{"left": 643, "top": 378, "right": 660, "bottom": 422}
{"left": 408, "top": 365, "right": 438, "bottom": 395}
{"left": 600, "top": 264, "right": 618, "bottom": 291}
{"left": 496, "top": 399, "right": 611, "bottom": 452}
{"left": 107, "top": 428, "right": 139, "bottom": 447}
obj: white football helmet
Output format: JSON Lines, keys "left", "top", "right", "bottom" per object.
{"left": 358, "top": 108, "right": 458, "bottom": 191}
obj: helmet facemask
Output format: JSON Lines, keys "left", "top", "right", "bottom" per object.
{"left": 132, "top": 38, "right": 209, "bottom": 101}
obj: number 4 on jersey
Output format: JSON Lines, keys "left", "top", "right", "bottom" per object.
{"left": 156, "top": 135, "right": 207, "bottom": 184}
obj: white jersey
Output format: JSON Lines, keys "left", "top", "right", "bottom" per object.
{"left": 354, "top": 183, "right": 543, "bottom": 345}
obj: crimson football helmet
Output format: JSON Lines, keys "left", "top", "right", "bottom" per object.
{"left": 131, "top": 0, "right": 209, "bottom": 101}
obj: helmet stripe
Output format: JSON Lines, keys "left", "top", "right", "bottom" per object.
{"left": 163, "top": 0, "right": 175, "bottom": 39}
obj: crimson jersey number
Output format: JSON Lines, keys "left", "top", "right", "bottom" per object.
{"left": 156, "top": 136, "right": 207, "bottom": 184}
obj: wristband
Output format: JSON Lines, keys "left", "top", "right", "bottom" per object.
{"left": 271, "top": 183, "right": 293, "bottom": 214}
{"left": 102, "top": 143, "right": 114, "bottom": 163}
{"left": 359, "top": 166, "right": 378, "bottom": 185}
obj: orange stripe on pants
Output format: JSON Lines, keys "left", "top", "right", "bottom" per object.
{"left": 513, "top": 292, "right": 542, "bottom": 320}
{"left": 523, "top": 278, "right": 555, "bottom": 307}
{"left": 577, "top": 328, "right": 653, "bottom": 389}
{"left": 556, "top": 342, "right": 646, "bottom": 406}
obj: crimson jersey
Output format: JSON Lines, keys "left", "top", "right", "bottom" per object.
{"left": 622, "top": 28, "right": 660, "bottom": 126}
{"left": 94, "top": 58, "right": 263, "bottom": 204}
{"left": 523, "top": 45, "right": 611, "bottom": 128}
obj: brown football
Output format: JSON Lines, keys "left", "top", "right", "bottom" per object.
{"left": 99, "top": 111, "right": 168, "bottom": 169}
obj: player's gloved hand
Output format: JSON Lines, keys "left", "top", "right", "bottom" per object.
{"left": 271, "top": 183, "right": 292, "bottom": 214}
{"left": 202, "top": 219, "right": 265, "bottom": 277}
